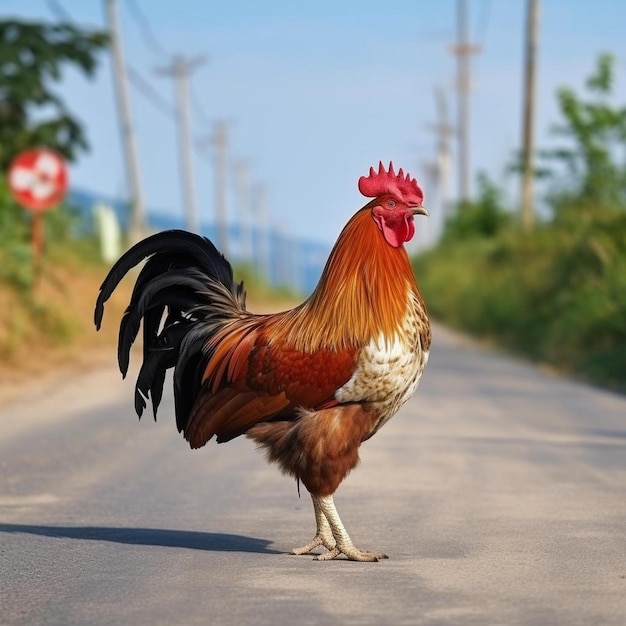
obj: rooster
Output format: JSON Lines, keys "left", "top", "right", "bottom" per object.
{"left": 95, "top": 162, "right": 431, "bottom": 561}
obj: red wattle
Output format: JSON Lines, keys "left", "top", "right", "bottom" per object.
{"left": 373, "top": 213, "right": 415, "bottom": 248}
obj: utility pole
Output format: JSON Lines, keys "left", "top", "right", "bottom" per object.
{"left": 233, "top": 160, "right": 252, "bottom": 262}
{"left": 521, "top": 0, "right": 540, "bottom": 232}
{"left": 104, "top": 0, "right": 145, "bottom": 242}
{"left": 450, "top": 0, "right": 481, "bottom": 203}
{"left": 211, "top": 121, "right": 229, "bottom": 255}
{"left": 155, "top": 55, "right": 205, "bottom": 233}
{"left": 426, "top": 85, "right": 454, "bottom": 225}
{"left": 274, "top": 222, "right": 290, "bottom": 288}
{"left": 251, "top": 182, "right": 270, "bottom": 281}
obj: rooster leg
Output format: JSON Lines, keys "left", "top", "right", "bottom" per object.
{"left": 291, "top": 494, "right": 336, "bottom": 555}
{"left": 313, "top": 495, "right": 388, "bottom": 562}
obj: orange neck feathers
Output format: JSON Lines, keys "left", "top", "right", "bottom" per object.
{"left": 280, "top": 202, "right": 421, "bottom": 352}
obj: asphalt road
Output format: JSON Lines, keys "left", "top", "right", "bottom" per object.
{"left": 1, "top": 325, "right": 625, "bottom": 625}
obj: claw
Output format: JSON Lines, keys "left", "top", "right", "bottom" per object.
{"left": 292, "top": 538, "right": 322, "bottom": 555}
{"left": 313, "top": 494, "right": 388, "bottom": 563}
{"left": 291, "top": 533, "right": 336, "bottom": 555}
{"left": 295, "top": 494, "right": 388, "bottom": 562}
{"left": 314, "top": 545, "right": 388, "bottom": 562}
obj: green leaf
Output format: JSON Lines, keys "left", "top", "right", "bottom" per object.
{"left": 0, "top": 19, "right": 108, "bottom": 171}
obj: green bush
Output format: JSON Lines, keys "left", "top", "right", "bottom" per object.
{"left": 442, "top": 173, "right": 512, "bottom": 242}
{"left": 415, "top": 54, "right": 626, "bottom": 392}
{"left": 0, "top": 174, "right": 86, "bottom": 290}
{"left": 415, "top": 209, "right": 626, "bottom": 391}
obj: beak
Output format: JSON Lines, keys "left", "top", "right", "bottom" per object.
{"left": 411, "top": 205, "right": 429, "bottom": 217}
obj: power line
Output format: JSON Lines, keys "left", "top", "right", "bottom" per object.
{"left": 123, "top": 0, "right": 213, "bottom": 137}
{"left": 47, "top": 0, "right": 174, "bottom": 122}
{"left": 190, "top": 84, "right": 212, "bottom": 128}
{"left": 126, "top": 66, "right": 175, "bottom": 118}
{"left": 122, "top": 0, "right": 178, "bottom": 119}
{"left": 251, "top": 182, "right": 270, "bottom": 280}
{"left": 425, "top": 85, "right": 454, "bottom": 225}
{"left": 105, "top": 0, "right": 146, "bottom": 241}
{"left": 122, "top": 0, "right": 213, "bottom": 161}
{"left": 475, "top": 0, "right": 492, "bottom": 48}
{"left": 46, "top": 0, "right": 72, "bottom": 22}
{"left": 233, "top": 159, "right": 253, "bottom": 261}
{"left": 47, "top": 0, "right": 147, "bottom": 238}
{"left": 450, "top": 0, "right": 481, "bottom": 202}
{"left": 197, "top": 121, "right": 230, "bottom": 254}
{"left": 155, "top": 55, "right": 206, "bottom": 233}
{"left": 124, "top": 0, "right": 170, "bottom": 59}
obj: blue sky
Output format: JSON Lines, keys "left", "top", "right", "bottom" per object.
{"left": 3, "top": 1, "right": 626, "bottom": 245}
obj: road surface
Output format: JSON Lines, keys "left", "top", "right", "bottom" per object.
{"left": 1, "top": 326, "right": 625, "bottom": 625}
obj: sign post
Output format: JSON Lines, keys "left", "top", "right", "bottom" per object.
{"left": 7, "top": 148, "right": 69, "bottom": 278}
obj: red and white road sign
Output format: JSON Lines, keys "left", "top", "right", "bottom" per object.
{"left": 8, "top": 148, "right": 68, "bottom": 211}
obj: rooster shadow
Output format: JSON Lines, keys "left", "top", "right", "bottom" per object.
{"left": 0, "top": 523, "right": 281, "bottom": 554}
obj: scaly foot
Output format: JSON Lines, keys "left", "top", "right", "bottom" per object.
{"left": 313, "top": 545, "right": 388, "bottom": 562}
{"left": 313, "top": 494, "right": 389, "bottom": 562}
{"left": 292, "top": 495, "right": 336, "bottom": 555}
{"left": 291, "top": 533, "right": 336, "bottom": 555}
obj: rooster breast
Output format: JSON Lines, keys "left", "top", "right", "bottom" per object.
{"left": 334, "top": 291, "right": 430, "bottom": 437}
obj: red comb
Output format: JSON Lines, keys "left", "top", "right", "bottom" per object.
{"left": 358, "top": 161, "right": 424, "bottom": 206}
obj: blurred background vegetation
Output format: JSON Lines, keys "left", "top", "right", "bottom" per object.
{"left": 0, "top": 17, "right": 285, "bottom": 378}
{"left": 0, "top": 18, "right": 109, "bottom": 371}
{"left": 415, "top": 53, "right": 626, "bottom": 391}
{"left": 0, "top": 9, "right": 624, "bottom": 394}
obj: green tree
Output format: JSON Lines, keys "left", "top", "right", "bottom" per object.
{"left": 442, "top": 173, "right": 511, "bottom": 242}
{"left": 415, "top": 52, "right": 626, "bottom": 391}
{"left": 0, "top": 19, "right": 108, "bottom": 171}
{"left": 541, "top": 53, "right": 626, "bottom": 212}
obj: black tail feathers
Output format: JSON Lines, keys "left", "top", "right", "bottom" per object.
{"left": 95, "top": 230, "right": 246, "bottom": 426}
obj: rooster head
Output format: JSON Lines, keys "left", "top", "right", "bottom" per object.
{"left": 358, "top": 161, "right": 428, "bottom": 248}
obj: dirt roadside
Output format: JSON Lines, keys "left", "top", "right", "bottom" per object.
{"left": 0, "top": 262, "right": 294, "bottom": 408}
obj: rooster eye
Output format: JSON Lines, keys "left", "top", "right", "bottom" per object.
{"left": 386, "top": 200, "right": 396, "bottom": 208}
